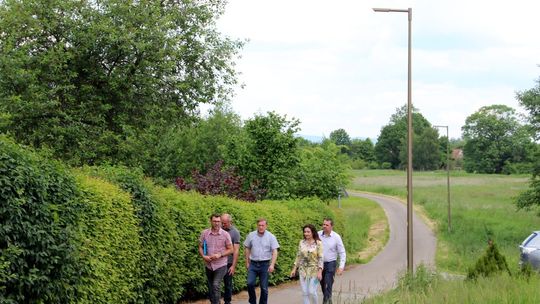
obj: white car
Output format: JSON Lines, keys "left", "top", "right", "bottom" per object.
{"left": 519, "top": 231, "right": 540, "bottom": 270}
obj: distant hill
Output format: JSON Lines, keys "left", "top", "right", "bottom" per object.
{"left": 296, "top": 134, "right": 324, "bottom": 143}
{"left": 296, "top": 134, "right": 376, "bottom": 144}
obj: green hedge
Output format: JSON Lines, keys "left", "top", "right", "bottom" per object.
{"left": 0, "top": 136, "right": 81, "bottom": 303}
{"left": 81, "top": 165, "right": 186, "bottom": 303}
{"left": 151, "top": 187, "right": 337, "bottom": 298}
{"left": 0, "top": 137, "right": 340, "bottom": 302}
{"left": 73, "top": 172, "right": 142, "bottom": 303}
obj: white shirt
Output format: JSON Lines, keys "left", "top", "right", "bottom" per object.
{"left": 318, "top": 230, "right": 346, "bottom": 269}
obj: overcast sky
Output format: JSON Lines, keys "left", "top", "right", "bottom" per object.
{"left": 213, "top": 0, "right": 540, "bottom": 140}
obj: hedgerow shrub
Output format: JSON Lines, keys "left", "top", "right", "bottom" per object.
{"left": 152, "top": 188, "right": 336, "bottom": 298}
{"left": 73, "top": 172, "right": 142, "bottom": 303}
{"left": 0, "top": 136, "right": 81, "bottom": 303}
{"left": 1, "top": 136, "right": 342, "bottom": 302}
{"left": 82, "top": 165, "right": 186, "bottom": 303}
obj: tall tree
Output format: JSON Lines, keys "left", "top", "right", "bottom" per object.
{"left": 224, "top": 112, "right": 301, "bottom": 200}
{"left": 0, "top": 0, "right": 243, "bottom": 166}
{"left": 516, "top": 76, "right": 540, "bottom": 212}
{"left": 375, "top": 105, "right": 432, "bottom": 169}
{"left": 329, "top": 128, "right": 352, "bottom": 146}
{"left": 462, "top": 104, "right": 533, "bottom": 174}
{"left": 399, "top": 127, "right": 440, "bottom": 170}
{"left": 350, "top": 138, "right": 376, "bottom": 162}
{"left": 144, "top": 102, "right": 242, "bottom": 182}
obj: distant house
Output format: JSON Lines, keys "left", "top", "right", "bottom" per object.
{"left": 451, "top": 148, "right": 463, "bottom": 160}
{"left": 451, "top": 148, "right": 463, "bottom": 170}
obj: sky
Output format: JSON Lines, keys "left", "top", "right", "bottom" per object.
{"left": 213, "top": 0, "right": 540, "bottom": 140}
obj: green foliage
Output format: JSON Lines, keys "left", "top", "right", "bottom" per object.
{"left": 516, "top": 178, "right": 540, "bottom": 215}
{"left": 350, "top": 158, "right": 368, "bottom": 169}
{"left": 153, "top": 189, "right": 336, "bottom": 299}
{"left": 398, "top": 265, "right": 438, "bottom": 292}
{"left": 350, "top": 169, "right": 532, "bottom": 274}
{"left": 224, "top": 112, "right": 301, "bottom": 199}
{"left": 375, "top": 105, "right": 434, "bottom": 169}
{"left": 140, "top": 103, "right": 243, "bottom": 183}
{"left": 517, "top": 77, "right": 540, "bottom": 139}
{"left": 467, "top": 241, "right": 511, "bottom": 280}
{"left": 350, "top": 138, "right": 376, "bottom": 162}
{"left": 293, "top": 143, "right": 351, "bottom": 201}
{"left": 400, "top": 127, "right": 440, "bottom": 170}
{"left": 462, "top": 104, "right": 534, "bottom": 174}
{"left": 516, "top": 77, "right": 540, "bottom": 214}
{"left": 0, "top": 0, "right": 243, "bottom": 166}
{"left": 365, "top": 271, "right": 540, "bottom": 304}
{"left": 329, "top": 128, "right": 351, "bottom": 147}
{"left": 73, "top": 173, "right": 142, "bottom": 304}
{"left": 0, "top": 136, "right": 81, "bottom": 303}
{"left": 81, "top": 165, "right": 187, "bottom": 303}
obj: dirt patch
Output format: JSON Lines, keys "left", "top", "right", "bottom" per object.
{"left": 357, "top": 220, "right": 386, "bottom": 262}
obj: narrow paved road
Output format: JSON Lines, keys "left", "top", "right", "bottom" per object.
{"left": 231, "top": 192, "right": 437, "bottom": 303}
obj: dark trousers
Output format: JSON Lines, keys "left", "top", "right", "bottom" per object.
{"left": 320, "top": 260, "right": 337, "bottom": 304}
{"left": 247, "top": 260, "right": 270, "bottom": 304}
{"left": 205, "top": 265, "right": 227, "bottom": 304}
{"left": 223, "top": 263, "right": 234, "bottom": 304}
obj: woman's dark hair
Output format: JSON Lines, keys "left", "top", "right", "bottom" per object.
{"left": 303, "top": 224, "right": 320, "bottom": 242}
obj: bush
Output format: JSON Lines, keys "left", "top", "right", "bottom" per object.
{"left": 73, "top": 173, "right": 142, "bottom": 303}
{"left": 380, "top": 162, "right": 392, "bottom": 169}
{"left": 153, "top": 189, "right": 337, "bottom": 298}
{"left": 0, "top": 136, "right": 81, "bottom": 303}
{"left": 467, "top": 240, "right": 511, "bottom": 280}
{"left": 350, "top": 159, "right": 367, "bottom": 170}
{"left": 0, "top": 137, "right": 341, "bottom": 302}
{"left": 82, "top": 165, "right": 187, "bottom": 303}
{"left": 293, "top": 144, "right": 350, "bottom": 201}
{"left": 175, "top": 160, "right": 266, "bottom": 202}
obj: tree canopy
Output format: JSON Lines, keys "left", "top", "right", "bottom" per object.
{"left": 375, "top": 105, "right": 435, "bottom": 169}
{"left": 0, "top": 0, "right": 243, "bottom": 166}
{"left": 461, "top": 104, "right": 534, "bottom": 174}
{"left": 329, "top": 128, "right": 352, "bottom": 146}
{"left": 516, "top": 76, "right": 540, "bottom": 213}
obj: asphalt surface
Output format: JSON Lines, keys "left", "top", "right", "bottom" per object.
{"left": 230, "top": 192, "right": 437, "bottom": 304}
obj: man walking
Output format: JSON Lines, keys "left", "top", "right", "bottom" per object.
{"left": 199, "top": 213, "right": 233, "bottom": 304}
{"left": 319, "top": 218, "right": 346, "bottom": 304}
{"left": 221, "top": 213, "right": 241, "bottom": 304}
{"left": 244, "top": 218, "right": 279, "bottom": 304}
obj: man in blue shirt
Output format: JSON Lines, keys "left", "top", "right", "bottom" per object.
{"left": 244, "top": 218, "right": 279, "bottom": 304}
{"left": 318, "top": 218, "right": 346, "bottom": 304}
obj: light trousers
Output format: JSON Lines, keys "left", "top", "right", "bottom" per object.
{"left": 300, "top": 275, "right": 319, "bottom": 304}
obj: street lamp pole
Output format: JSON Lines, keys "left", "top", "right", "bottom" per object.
{"left": 373, "top": 7, "right": 413, "bottom": 273}
{"left": 434, "top": 125, "right": 451, "bottom": 232}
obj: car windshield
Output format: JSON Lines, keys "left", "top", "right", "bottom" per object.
{"left": 523, "top": 233, "right": 540, "bottom": 248}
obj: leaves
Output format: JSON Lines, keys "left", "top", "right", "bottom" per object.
{"left": 461, "top": 104, "right": 534, "bottom": 174}
{"left": 0, "top": 0, "right": 243, "bottom": 166}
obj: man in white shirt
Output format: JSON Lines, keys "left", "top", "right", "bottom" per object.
{"left": 318, "top": 218, "right": 346, "bottom": 304}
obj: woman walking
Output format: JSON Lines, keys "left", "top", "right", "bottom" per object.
{"left": 290, "top": 224, "right": 324, "bottom": 304}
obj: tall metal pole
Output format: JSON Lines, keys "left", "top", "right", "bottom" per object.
{"left": 434, "top": 125, "right": 451, "bottom": 232}
{"left": 406, "top": 8, "right": 413, "bottom": 274}
{"left": 373, "top": 7, "right": 413, "bottom": 273}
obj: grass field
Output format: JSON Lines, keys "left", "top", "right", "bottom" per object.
{"left": 348, "top": 169, "right": 540, "bottom": 303}
{"left": 349, "top": 169, "right": 539, "bottom": 274}
{"left": 364, "top": 268, "right": 540, "bottom": 304}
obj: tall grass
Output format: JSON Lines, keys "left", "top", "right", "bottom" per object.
{"left": 328, "top": 196, "right": 388, "bottom": 264}
{"left": 364, "top": 268, "right": 540, "bottom": 304}
{"left": 350, "top": 169, "right": 540, "bottom": 274}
